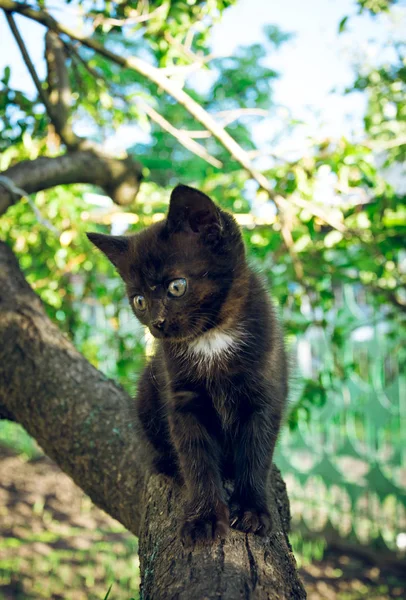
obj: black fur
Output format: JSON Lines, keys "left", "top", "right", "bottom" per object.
{"left": 87, "top": 184, "right": 288, "bottom": 545}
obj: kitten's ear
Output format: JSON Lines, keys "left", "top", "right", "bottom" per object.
{"left": 167, "top": 184, "right": 222, "bottom": 239}
{"left": 86, "top": 232, "right": 129, "bottom": 269}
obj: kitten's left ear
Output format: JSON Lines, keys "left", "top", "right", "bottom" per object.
{"left": 86, "top": 232, "right": 129, "bottom": 270}
{"left": 167, "top": 184, "right": 222, "bottom": 240}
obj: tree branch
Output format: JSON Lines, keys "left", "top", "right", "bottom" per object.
{"left": 2, "top": 10, "right": 143, "bottom": 214}
{"left": 90, "top": 3, "right": 167, "bottom": 32}
{"left": 62, "top": 41, "right": 222, "bottom": 169}
{"left": 164, "top": 31, "right": 217, "bottom": 67}
{"left": 0, "top": 0, "right": 356, "bottom": 288}
{"left": 0, "top": 240, "right": 306, "bottom": 599}
{"left": 280, "top": 215, "right": 304, "bottom": 281}
{"left": 140, "top": 101, "right": 223, "bottom": 168}
{"left": 0, "top": 5, "right": 280, "bottom": 191}
{"left": 179, "top": 109, "right": 269, "bottom": 139}
{"left": 45, "top": 30, "right": 80, "bottom": 148}
{"left": 0, "top": 150, "right": 142, "bottom": 215}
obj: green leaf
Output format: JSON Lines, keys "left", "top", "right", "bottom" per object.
{"left": 338, "top": 16, "right": 349, "bottom": 33}
{"left": 2, "top": 66, "right": 11, "bottom": 85}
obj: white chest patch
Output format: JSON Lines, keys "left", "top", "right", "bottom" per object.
{"left": 187, "top": 329, "right": 239, "bottom": 362}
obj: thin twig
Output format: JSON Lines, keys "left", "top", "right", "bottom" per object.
{"left": 0, "top": 176, "right": 59, "bottom": 234}
{"left": 277, "top": 194, "right": 347, "bottom": 233}
{"left": 280, "top": 216, "right": 304, "bottom": 281}
{"left": 1, "top": 2, "right": 266, "bottom": 187}
{"left": 27, "top": 197, "right": 60, "bottom": 235}
{"left": 1, "top": 0, "right": 353, "bottom": 260}
{"left": 5, "top": 12, "right": 56, "bottom": 125}
{"left": 180, "top": 109, "right": 269, "bottom": 139}
{"left": 164, "top": 31, "right": 216, "bottom": 66}
{"left": 140, "top": 102, "right": 222, "bottom": 168}
{"left": 65, "top": 40, "right": 222, "bottom": 168}
{"left": 63, "top": 39, "right": 105, "bottom": 85}
{"left": 178, "top": 130, "right": 211, "bottom": 139}
{"left": 0, "top": 175, "right": 27, "bottom": 199}
{"left": 158, "top": 63, "right": 204, "bottom": 77}
{"left": 216, "top": 108, "right": 269, "bottom": 127}
{"left": 91, "top": 3, "right": 166, "bottom": 32}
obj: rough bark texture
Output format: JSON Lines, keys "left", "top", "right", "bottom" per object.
{"left": 0, "top": 150, "right": 142, "bottom": 215}
{"left": 0, "top": 240, "right": 306, "bottom": 599}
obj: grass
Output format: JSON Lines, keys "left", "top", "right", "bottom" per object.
{"left": 289, "top": 531, "right": 327, "bottom": 567}
{"left": 0, "top": 527, "right": 140, "bottom": 600}
{"left": 0, "top": 423, "right": 140, "bottom": 599}
{"left": 0, "top": 422, "right": 41, "bottom": 460}
{"left": 1, "top": 422, "right": 405, "bottom": 600}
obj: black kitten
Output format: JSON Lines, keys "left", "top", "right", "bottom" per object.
{"left": 87, "top": 184, "right": 288, "bottom": 545}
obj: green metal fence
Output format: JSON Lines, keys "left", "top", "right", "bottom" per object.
{"left": 275, "top": 284, "right": 405, "bottom": 553}
{"left": 76, "top": 282, "right": 405, "bottom": 554}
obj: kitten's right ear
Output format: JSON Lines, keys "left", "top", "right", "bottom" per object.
{"left": 86, "top": 232, "right": 129, "bottom": 269}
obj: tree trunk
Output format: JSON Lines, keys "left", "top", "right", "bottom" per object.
{"left": 0, "top": 240, "right": 306, "bottom": 599}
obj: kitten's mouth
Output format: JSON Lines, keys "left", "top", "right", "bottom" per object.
{"left": 149, "top": 329, "right": 167, "bottom": 339}
{"left": 149, "top": 328, "right": 199, "bottom": 343}
{"left": 149, "top": 328, "right": 186, "bottom": 341}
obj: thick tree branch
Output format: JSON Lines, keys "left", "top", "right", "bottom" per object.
{"left": 0, "top": 150, "right": 142, "bottom": 215}
{"left": 0, "top": 240, "right": 306, "bottom": 599}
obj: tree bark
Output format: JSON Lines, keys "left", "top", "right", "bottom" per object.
{"left": 0, "top": 240, "right": 306, "bottom": 599}
{"left": 0, "top": 150, "right": 143, "bottom": 215}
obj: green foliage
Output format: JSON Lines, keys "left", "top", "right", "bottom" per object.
{"left": 0, "top": 67, "right": 46, "bottom": 151}
{"left": 352, "top": 56, "right": 406, "bottom": 163}
{"left": 0, "top": 0, "right": 405, "bottom": 428}
{"left": 356, "top": 0, "right": 398, "bottom": 14}
{"left": 83, "top": 0, "right": 237, "bottom": 66}
{"left": 0, "top": 422, "right": 41, "bottom": 459}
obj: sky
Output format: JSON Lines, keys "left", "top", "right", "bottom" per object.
{"left": 209, "top": 0, "right": 405, "bottom": 154}
{"left": 0, "top": 0, "right": 405, "bottom": 157}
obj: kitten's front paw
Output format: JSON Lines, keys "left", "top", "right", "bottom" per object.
{"left": 230, "top": 499, "right": 272, "bottom": 536}
{"left": 180, "top": 503, "right": 229, "bottom": 546}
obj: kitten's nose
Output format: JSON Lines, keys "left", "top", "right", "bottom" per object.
{"left": 152, "top": 318, "right": 166, "bottom": 331}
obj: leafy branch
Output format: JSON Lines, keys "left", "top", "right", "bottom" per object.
{"left": 0, "top": 0, "right": 354, "bottom": 282}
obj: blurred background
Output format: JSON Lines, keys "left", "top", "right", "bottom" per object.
{"left": 0, "top": 0, "right": 405, "bottom": 598}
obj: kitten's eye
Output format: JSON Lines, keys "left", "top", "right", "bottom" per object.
{"left": 133, "top": 295, "right": 146, "bottom": 311}
{"left": 168, "top": 278, "right": 187, "bottom": 298}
